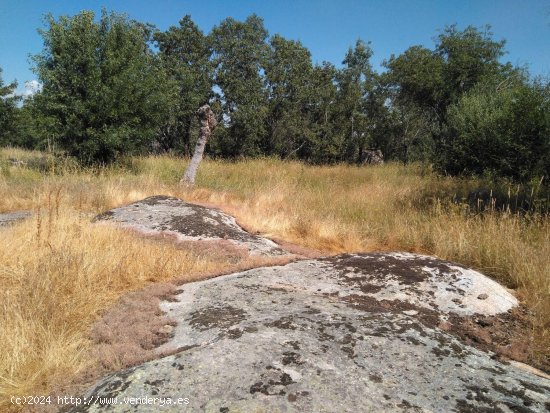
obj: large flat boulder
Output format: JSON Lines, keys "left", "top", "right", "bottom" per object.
{"left": 72, "top": 254, "right": 549, "bottom": 412}
{"left": 94, "top": 196, "right": 286, "bottom": 256}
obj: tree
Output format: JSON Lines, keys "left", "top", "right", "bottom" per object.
{"left": 264, "top": 34, "right": 314, "bottom": 158}
{"left": 382, "top": 46, "right": 446, "bottom": 162}
{"left": 181, "top": 104, "right": 218, "bottom": 185}
{"left": 305, "top": 62, "right": 339, "bottom": 163}
{"left": 383, "top": 25, "right": 512, "bottom": 164}
{"left": 384, "top": 46, "right": 446, "bottom": 116}
{"left": 33, "top": 10, "right": 174, "bottom": 163}
{"left": 154, "top": 15, "right": 213, "bottom": 154}
{"left": 334, "top": 40, "right": 376, "bottom": 162}
{"left": 209, "top": 15, "right": 269, "bottom": 157}
{"left": 360, "top": 78, "right": 404, "bottom": 162}
{"left": 436, "top": 25, "right": 509, "bottom": 103}
{"left": 0, "top": 68, "right": 21, "bottom": 147}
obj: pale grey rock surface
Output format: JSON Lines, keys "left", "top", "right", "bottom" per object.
{"left": 94, "top": 195, "right": 285, "bottom": 256}
{"left": 71, "top": 254, "right": 549, "bottom": 413}
{"left": 0, "top": 210, "right": 32, "bottom": 227}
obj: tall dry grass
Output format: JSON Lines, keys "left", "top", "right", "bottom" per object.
{"left": 0, "top": 165, "right": 276, "bottom": 410}
{"left": 0, "top": 148, "right": 549, "bottom": 409}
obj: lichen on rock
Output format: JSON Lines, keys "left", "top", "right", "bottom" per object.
{"left": 72, "top": 254, "right": 548, "bottom": 412}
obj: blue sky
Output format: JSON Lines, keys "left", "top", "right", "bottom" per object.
{"left": 1, "top": 0, "right": 549, "bottom": 95}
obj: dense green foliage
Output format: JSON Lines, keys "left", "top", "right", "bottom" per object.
{"left": 0, "top": 69, "right": 20, "bottom": 147}
{"left": 208, "top": 15, "right": 270, "bottom": 157}
{"left": 30, "top": 10, "right": 175, "bottom": 163}
{"left": 443, "top": 79, "right": 550, "bottom": 180}
{"left": 153, "top": 16, "right": 213, "bottom": 154}
{"left": 2, "top": 11, "right": 549, "bottom": 182}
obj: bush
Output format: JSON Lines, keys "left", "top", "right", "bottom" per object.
{"left": 439, "top": 79, "right": 550, "bottom": 181}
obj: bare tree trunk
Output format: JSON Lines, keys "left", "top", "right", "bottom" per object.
{"left": 180, "top": 104, "right": 217, "bottom": 186}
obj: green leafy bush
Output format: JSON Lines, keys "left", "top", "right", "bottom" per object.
{"left": 440, "top": 80, "right": 550, "bottom": 181}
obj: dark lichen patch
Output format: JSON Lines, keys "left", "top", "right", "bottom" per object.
{"left": 249, "top": 373, "right": 295, "bottom": 396}
{"left": 341, "top": 333, "right": 355, "bottom": 345}
{"left": 317, "top": 325, "right": 336, "bottom": 342}
{"left": 342, "top": 293, "right": 544, "bottom": 371}
{"left": 432, "top": 347, "right": 451, "bottom": 358}
{"left": 285, "top": 341, "right": 301, "bottom": 350}
{"left": 282, "top": 351, "right": 304, "bottom": 365}
{"left": 303, "top": 306, "right": 322, "bottom": 315}
{"left": 287, "top": 391, "right": 310, "bottom": 403}
{"left": 479, "top": 366, "right": 506, "bottom": 375}
{"left": 188, "top": 305, "right": 246, "bottom": 331}
{"left": 166, "top": 207, "right": 251, "bottom": 242}
{"left": 369, "top": 374, "right": 383, "bottom": 383}
{"left": 397, "top": 399, "right": 422, "bottom": 410}
{"left": 249, "top": 381, "right": 269, "bottom": 395}
{"left": 244, "top": 325, "right": 258, "bottom": 333}
{"left": 86, "top": 366, "right": 138, "bottom": 403}
{"left": 406, "top": 336, "right": 422, "bottom": 346}
{"left": 489, "top": 379, "right": 536, "bottom": 408}
{"left": 224, "top": 327, "right": 244, "bottom": 339}
{"left": 501, "top": 402, "right": 534, "bottom": 413}
{"left": 92, "top": 210, "right": 114, "bottom": 222}
{"left": 451, "top": 342, "right": 466, "bottom": 356}
{"left": 455, "top": 398, "right": 506, "bottom": 413}
{"left": 144, "top": 379, "right": 165, "bottom": 387}
{"left": 464, "top": 385, "right": 496, "bottom": 405}
{"left": 279, "top": 373, "right": 294, "bottom": 386}
{"left": 265, "top": 316, "right": 299, "bottom": 330}
{"left": 176, "top": 344, "right": 199, "bottom": 353}
{"left": 341, "top": 293, "right": 440, "bottom": 334}
{"left": 171, "top": 361, "right": 185, "bottom": 370}
{"left": 360, "top": 283, "right": 384, "bottom": 294}
{"left": 341, "top": 346, "right": 356, "bottom": 359}
{"left": 518, "top": 379, "right": 550, "bottom": 394}
{"left": 321, "top": 253, "right": 464, "bottom": 287}
{"left": 161, "top": 201, "right": 279, "bottom": 248}
{"left": 139, "top": 195, "right": 175, "bottom": 206}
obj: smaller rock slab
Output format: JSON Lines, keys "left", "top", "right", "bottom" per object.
{"left": 94, "top": 196, "right": 286, "bottom": 256}
{"left": 0, "top": 211, "right": 32, "bottom": 227}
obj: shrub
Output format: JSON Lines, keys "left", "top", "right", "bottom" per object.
{"left": 440, "top": 79, "right": 550, "bottom": 181}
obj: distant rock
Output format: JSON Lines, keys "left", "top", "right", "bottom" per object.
{"left": 72, "top": 253, "right": 549, "bottom": 412}
{"left": 361, "top": 149, "right": 384, "bottom": 165}
{"left": 0, "top": 210, "right": 32, "bottom": 227}
{"left": 94, "top": 196, "right": 286, "bottom": 256}
{"left": 8, "top": 158, "right": 27, "bottom": 167}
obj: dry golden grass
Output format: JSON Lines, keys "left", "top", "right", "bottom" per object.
{"left": 0, "top": 188, "right": 278, "bottom": 411}
{"left": 0, "top": 148, "right": 549, "bottom": 410}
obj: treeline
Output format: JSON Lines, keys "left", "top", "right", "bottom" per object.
{"left": 1, "top": 10, "right": 549, "bottom": 181}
